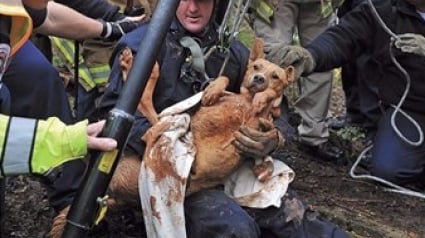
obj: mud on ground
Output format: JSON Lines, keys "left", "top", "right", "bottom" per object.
{"left": 3, "top": 141, "right": 424, "bottom": 238}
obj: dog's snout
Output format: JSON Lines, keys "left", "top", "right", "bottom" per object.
{"left": 253, "top": 74, "right": 265, "bottom": 84}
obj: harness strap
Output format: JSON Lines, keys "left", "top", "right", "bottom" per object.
{"left": 179, "top": 36, "right": 206, "bottom": 78}
{"left": 179, "top": 36, "right": 216, "bottom": 90}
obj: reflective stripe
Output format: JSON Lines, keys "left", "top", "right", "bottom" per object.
{"left": 51, "top": 37, "right": 96, "bottom": 90}
{"left": 2, "top": 117, "right": 36, "bottom": 176}
{"left": 51, "top": 37, "right": 110, "bottom": 91}
{"left": 90, "top": 64, "right": 110, "bottom": 87}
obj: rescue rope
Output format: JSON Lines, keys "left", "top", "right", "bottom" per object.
{"left": 350, "top": 145, "right": 425, "bottom": 199}
{"left": 366, "top": 0, "right": 424, "bottom": 147}
{"left": 349, "top": 0, "right": 425, "bottom": 199}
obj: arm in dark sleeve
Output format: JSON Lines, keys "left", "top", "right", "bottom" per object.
{"left": 54, "top": 0, "right": 124, "bottom": 21}
{"left": 23, "top": 4, "right": 47, "bottom": 28}
{"left": 306, "top": 2, "right": 380, "bottom": 72}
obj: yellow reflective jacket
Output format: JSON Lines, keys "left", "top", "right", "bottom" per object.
{"left": 0, "top": 116, "right": 88, "bottom": 177}
{"left": 0, "top": 0, "right": 89, "bottom": 177}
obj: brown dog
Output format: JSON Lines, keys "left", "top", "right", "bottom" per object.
{"left": 115, "top": 38, "right": 295, "bottom": 197}
{"left": 116, "top": 38, "right": 294, "bottom": 194}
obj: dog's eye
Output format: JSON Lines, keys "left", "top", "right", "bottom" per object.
{"left": 253, "top": 64, "right": 260, "bottom": 71}
{"left": 272, "top": 72, "right": 280, "bottom": 80}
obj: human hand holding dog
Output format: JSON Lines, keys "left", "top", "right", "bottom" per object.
{"left": 233, "top": 118, "right": 284, "bottom": 160}
{"left": 394, "top": 33, "right": 425, "bottom": 57}
{"left": 266, "top": 45, "right": 315, "bottom": 79}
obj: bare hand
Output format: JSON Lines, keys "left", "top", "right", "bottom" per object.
{"left": 87, "top": 120, "right": 117, "bottom": 151}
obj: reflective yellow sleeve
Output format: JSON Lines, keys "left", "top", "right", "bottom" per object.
{"left": 31, "top": 118, "right": 89, "bottom": 175}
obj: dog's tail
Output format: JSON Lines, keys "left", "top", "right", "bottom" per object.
{"left": 120, "top": 47, "right": 160, "bottom": 125}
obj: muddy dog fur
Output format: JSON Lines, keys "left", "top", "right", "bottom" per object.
{"left": 113, "top": 38, "right": 294, "bottom": 198}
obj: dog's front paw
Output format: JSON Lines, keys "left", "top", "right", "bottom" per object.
{"left": 201, "top": 76, "right": 229, "bottom": 106}
{"left": 202, "top": 88, "right": 222, "bottom": 106}
{"left": 252, "top": 94, "right": 268, "bottom": 114}
{"left": 253, "top": 159, "right": 274, "bottom": 182}
{"left": 120, "top": 47, "right": 134, "bottom": 81}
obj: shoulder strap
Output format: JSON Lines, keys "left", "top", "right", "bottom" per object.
{"left": 179, "top": 36, "right": 206, "bottom": 77}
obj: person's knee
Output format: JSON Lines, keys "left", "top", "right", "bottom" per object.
{"left": 370, "top": 161, "right": 400, "bottom": 184}
{"left": 185, "top": 190, "right": 260, "bottom": 238}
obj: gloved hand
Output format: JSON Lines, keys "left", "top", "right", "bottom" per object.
{"left": 233, "top": 118, "right": 285, "bottom": 160}
{"left": 99, "top": 14, "right": 146, "bottom": 41}
{"left": 265, "top": 44, "right": 315, "bottom": 79}
{"left": 394, "top": 33, "right": 425, "bottom": 57}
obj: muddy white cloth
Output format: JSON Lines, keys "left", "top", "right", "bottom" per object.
{"left": 224, "top": 156, "right": 295, "bottom": 208}
{"left": 138, "top": 92, "right": 295, "bottom": 238}
{"left": 139, "top": 113, "right": 195, "bottom": 238}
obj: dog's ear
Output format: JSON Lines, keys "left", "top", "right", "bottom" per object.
{"left": 249, "top": 38, "right": 265, "bottom": 61}
{"left": 285, "top": 65, "right": 296, "bottom": 83}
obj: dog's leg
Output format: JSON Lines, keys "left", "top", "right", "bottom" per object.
{"left": 253, "top": 156, "right": 274, "bottom": 182}
{"left": 138, "top": 62, "right": 160, "bottom": 125}
{"left": 120, "top": 47, "right": 134, "bottom": 81}
{"left": 119, "top": 47, "right": 160, "bottom": 125}
{"left": 108, "top": 155, "right": 143, "bottom": 208}
{"left": 252, "top": 89, "right": 278, "bottom": 116}
{"left": 201, "top": 76, "right": 230, "bottom": 106}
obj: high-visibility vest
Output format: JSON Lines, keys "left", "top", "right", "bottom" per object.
{"left": 0, "top": 0, "right": 32, "bottom": 56}
{"left": 51, "top": 37, "right": 111, "bottom": 91}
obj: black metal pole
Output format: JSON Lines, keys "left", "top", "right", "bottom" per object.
{"left": 0, "top": 15, "right": 12, "bottom": 238}
{"left": 61, "top": 0, "right": 179, "bottom": 237}
{"left": 73, "top": 40, "right": 80, "bottom": 120}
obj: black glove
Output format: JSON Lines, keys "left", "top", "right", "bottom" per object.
{"left": 233, "top": 118, "right": 285, "bottom": 160}
{"left": 99, "top": 18, "right": 139, "bottom": 41}
{"left": 266, "top": 45, "right": 315, "bottom": 79}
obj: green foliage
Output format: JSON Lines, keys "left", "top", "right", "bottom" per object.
{"left": 336, "top": 126, "right": 365, "bottom": 142}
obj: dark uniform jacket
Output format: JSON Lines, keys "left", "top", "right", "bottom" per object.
{"left": 96, "top": 19, "right": 250, "bottom": 155}
{"left": 307, "top": 0, "right": 425, "bottom": 114}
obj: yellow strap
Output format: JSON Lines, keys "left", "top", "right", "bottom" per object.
{"left": 89, "top": 64, "right": 110, "bottom": 87}
{"left": 0, "top": 114, "right": 10, "bottom": 176}
{"left": 320, "top": 0, "right": 334, "bottom": 18}
{"left": 251, "top": 0, "right": 274, "bottom": 24}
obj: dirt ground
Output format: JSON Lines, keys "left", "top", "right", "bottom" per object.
{"left": 2, "top": 73, "right": 425, "bottom": 238}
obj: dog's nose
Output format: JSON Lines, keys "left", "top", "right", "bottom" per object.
{"left": 253, "top": 74, "right": 265, "bottom": 84}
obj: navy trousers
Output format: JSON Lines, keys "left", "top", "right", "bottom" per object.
{"left": 370, "top": 107, "right": 425, "bottom": 189}
{"left": 340, "top": 56, "right": 381, "bottom": 140}
{"left": 184, "top": 189, "right": 350, "bottom": 238}
{"left": 4, "top": 41, "right": 86, "bottom": 211}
